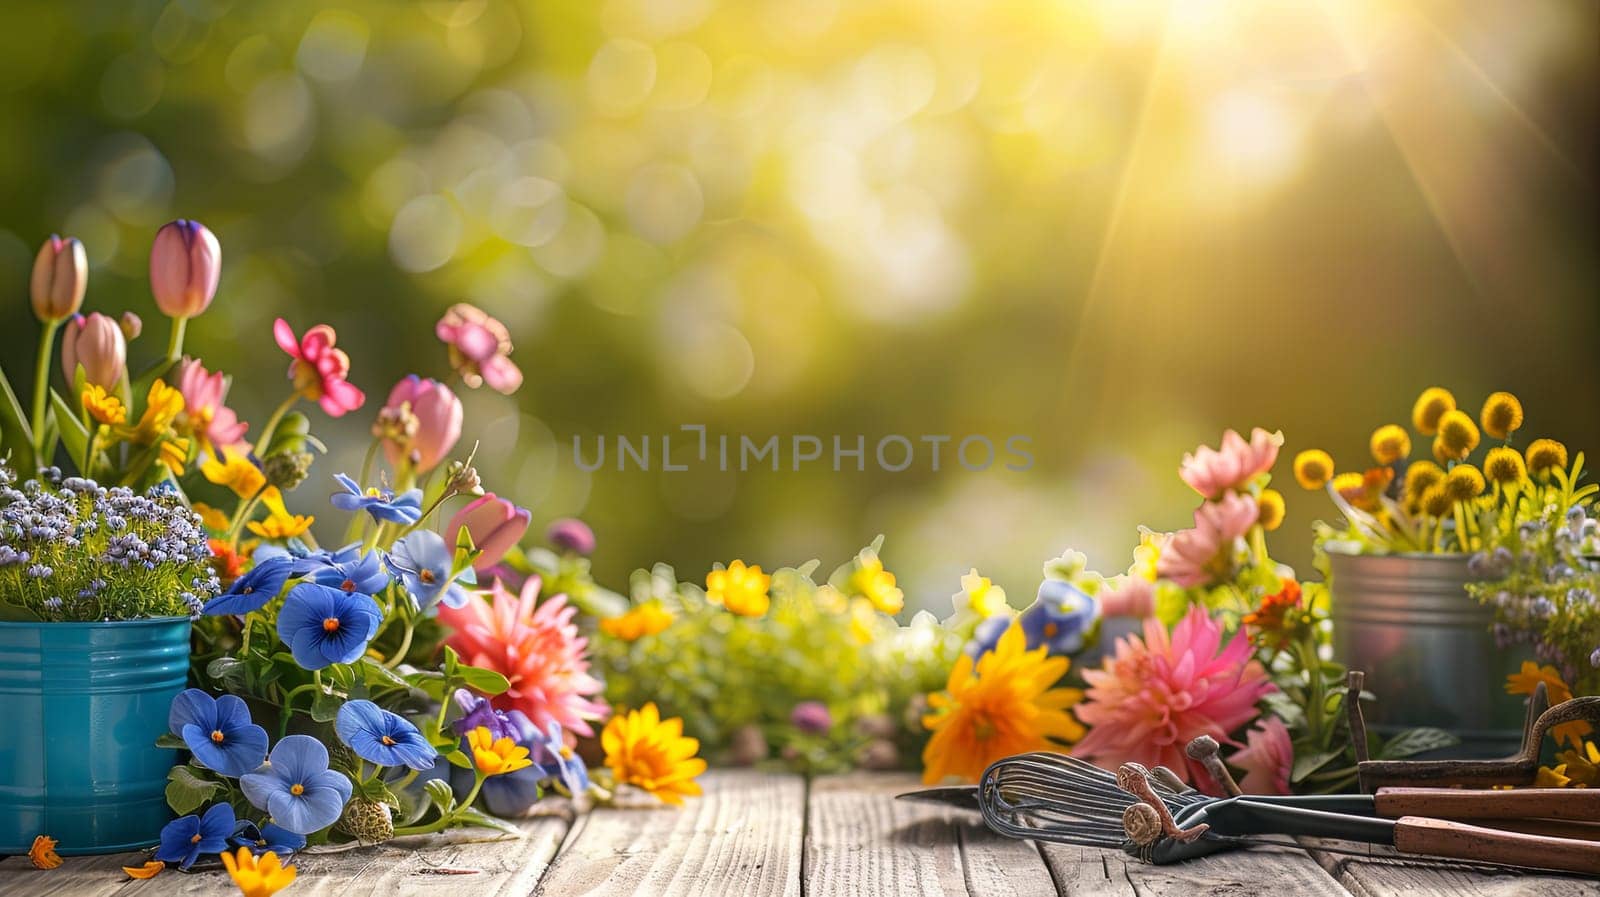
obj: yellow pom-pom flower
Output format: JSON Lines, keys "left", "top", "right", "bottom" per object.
{"left": 1403, "top": 460, "right": 1444, "bottom": 499}
{"left": 1479, "top": 391, "right": 1524, "bottom": 440}
{"left": 599, "top": 599, "right": 674, "bottom": 641}
{"left": 468, "top": 725, "right": 534, "bottom": 776}
{"left": 221, "top": 847, "right": 296, "bottom": 897}
{"left": 1369, "top": 425, "right": 1411, "bottom": 466}
{"left": 1256, "top": 489, "right": 1286, "bottom": 531}
{"left": 1421, "top": 483, "right": 1454, "bottom": 518}
{"left": 1411, "top": 387, "right": 1456, "bottom": 436}
{"left": 705, "top": 560, "right": 771, "bottom": 617}
{"left": 1444, "top": 464, "right": 1485, "bottom": 502}
{"left": 1292, "top": 449, "right": 1334, "bottom": 490}
{"left": 1431, "top": 436, "right": 1451, "bottom": 465}
{"left": 602, "top": 702, "right": 707, "bottom": 805}
{"left": 1483, "top": 446, "right": 1527, "bottom": 486}
{"left": 1525, "top": 438, "right": 1569, "bottom": 480}
{"left": 1436, "top": 410, "right": 1479, "bottom": 459}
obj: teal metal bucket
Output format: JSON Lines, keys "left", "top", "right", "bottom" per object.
{"left": 0, "top": 617, "right": 190, "bottom": 856}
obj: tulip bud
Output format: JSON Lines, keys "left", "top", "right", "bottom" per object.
{"left": 149, "top": 219, "right": 221, "bottom": 318}
{"left": 546, "top": 518, "right": 596, "bottom": 556}
{"left": 60, "top": 313, "right": 127, "bottom": 390}
{"left": 119, "top": 311, "right": 143, "bottom": 341}
{"left": 447, "top": 493, "right": 531, "bottom": 572}
{"left": 379, "top": 376, "right": 462, "bottom": 474}
{"left": 29, "top": 235, "right": 88, "bottom": 323}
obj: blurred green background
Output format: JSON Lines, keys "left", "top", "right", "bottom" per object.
{"left": 2, "top": 0, "right": 1596, "bottom": 610}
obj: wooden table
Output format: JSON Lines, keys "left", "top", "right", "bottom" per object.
{"left": 2, "top": 771, "right": 1595, "bottom": 896}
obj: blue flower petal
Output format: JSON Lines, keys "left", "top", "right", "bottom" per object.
{"left": 168, "top": 688, "right": 216, "bottom": 736}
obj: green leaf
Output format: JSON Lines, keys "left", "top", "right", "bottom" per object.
{"left": 444, "top": 749, "right": 473, "bottom": 770}
{"left": 311, "top": 688, "right": 344, "bottom": 723}
{"left": 452, "top": 805, "right": 521, "bottom": 835}
{"left": 360, "top": 658, "right": 409, "bottom": 690}
{"left": 423, "top": 778, "right": 456, "bottom": 814}
{"left": 166, "top": 765, "right": 222, "bottom": 815}
{"left": 1378, "top": 727, "right": 1460, "bottom": 760}
{"left": 155, "top": 732, "right": 188, "bottom": 750}
{"left": 1290, "top": 749, "right": 1341, "bottom": 784}
{"left": 206, "top": 657, "right": 248, "bottom": 691}
{"left": 454, "top": 663, "right": 510, "bottom": 696}
{"left": 0, "top": 600, "right": 43, "bottom": 622}
{"left": 48, "top": 389, "right": 88, "bottom": 470}
{"left": 0, "top": 367, "right": 35, "bottom": 474}
{"left": 355, "top": 777, "right": 401, "bottom": 808}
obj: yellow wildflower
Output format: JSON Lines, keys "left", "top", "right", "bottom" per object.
{"left": 1506, "top": 662, "right": 1592, "bottom": 748}
{"left": 1403, "top": 460, "right": 1444, "bottom": 500}
{"left": 1483, "top": 446, "right": 1527, "bottom": 487}
{"left": 922, "top": 621, "right": 1084, "bottom": 784}
{"left": 1431, "top": 436, "right": 1452, "bottom": 465}
{"left": 1556, "top": 740, "right": 1600, "bottom": 787}
{"left": 467, "top": 725, "right": 533, "bottom": 776}
{"left": 705, "top": 560, "right": 771, "bottom": 617}
{"left": 599, "top": 599, "right": 674, "bottom": 641}
{"left": 1479, "top": 392, "right": 1523, "bottom": 440}
{"left": 958, "top": 568, "right": 1010, "bottom": 618}
{"left": 1535, "top": 764, "right": 1572, "bottom": 788}
{"left": 122, "top": 861, "right": 164, "bottom": 879}
{"left": 1436, "top": 410, "right": 1479, "bottom": 460}
{"left": 127, "top": 379, "right": 185, "bottom": 444}
{"left": 28, "top": 834, "right": 62, "bottom": 870}
{"left": 1411, "top": 387, "right": 1456, "bottom": 436}
{"left": 220, "top": 846, "right": 296, "bottom": 897}
{"left": 1333, "top": 468, "right": 1390, "bottom": 512}
{"left": 203, "top": 449, "right": 266, "bottom": 499}
{"left": 1292, "top": 449, "right": 1334, "bottom": 490}
{"left": 1256, "top": 489, "right": 1286, "bottom": 531}
{"left": 602, "top": 702, "right": 707, "bottom": 805}
{"left": 846, "top": 552, "right": 904, "bottom": 614}
{"left": 1525, "top": 438, "right": 1569, "bottom": 480}
{"left": 192, "top": 502, "right": 231, "bottom": 532}
{"left": 1443, "top": 464, "right": 1485, "bottom": 503}
{"left": 1369, "top": 425, "right": 1411, "bottom": 466}
{"left": 81, "top": 384, "right": 126, "bottom": 426}
{"left": 246, "top": 488, "right": 313, "bottom": 540}
{"left": 1420, "top": 483, "right": 1453, "bottom": 518}
{"left": 158, "top": 436, "right": 191, "bottom": 476}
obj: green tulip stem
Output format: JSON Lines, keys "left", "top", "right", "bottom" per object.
{"left": 165, "top": 315, "right": 187, "bottom": 364}
{"left": 29, "top": 319, "right": 61, "bottom": 469}
{"left": 252, "top": 393, "right": 301, "bottom": 457}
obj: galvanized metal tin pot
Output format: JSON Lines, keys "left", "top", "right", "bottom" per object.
{"left": 0, "top": 617, "right": 190, "bottom": 855}
{"left": 1327, "top": 552, "right": 1526, "bottom": 758}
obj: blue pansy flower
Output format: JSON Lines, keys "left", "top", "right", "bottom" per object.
{"left": 306, "top": 547, "right": 390, "bottom": 596}
{"left": 529, "top": 718, "right": 590, "bottom": 797}
{"left": 230, "top": 820, "right": 307, "bottom": 857}
{"left": 1020, "top": 579, "right": 1099, "bottom": 655}
{"left": 201, "top": 556, "right": 293, "bottom": 616}
{"left": 963, "top": 613, "right": 1013, "bottom": 659}
{"left": 156, "top": 802, "right": 235, "bottom": 870}
{"left": 276, "top": 582, "right": 384, "bottom": 670}
{"left": 168, "top": 688, "right": 269, "bottom": 777}
{"left": 241, "top": 734, "right": 353, "bottom": 835}
{"left": 330, "top": 473, "right": 423, "bottom": 525}
{"left": 336, "top": 700, "right": 439, "bottom": 771}
{"left": 387, "top": 530, "right": 471, "bottom": 612}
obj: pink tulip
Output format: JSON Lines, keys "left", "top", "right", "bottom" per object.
{"left": 30, "top": 235, "right": 87, "bottom": 323}
{"left": 60, "top": 313, "right": 127, "bottom": 389}
{"left": 150, "top": 219, "right": 221, "bottom": 318}
{"left": 380, "top": 375, "right": 463, "bottom": 474}
{"left": 546, "top": 517, "right": 595, "bottom": 556}
{"left": 1156, "top": 493, "right": 1259, "bottom": 588}
{"left": 1179, "top": 428, "right": 1283, "bottom": 499}
{"left": 449, "top": 493, "right": 531, "bottom": 572}
{"left": 435, "top": 303, "right": 523, "bottom": 394}
{"left": 175, "top": 358, "right": 248, "bottom": 452}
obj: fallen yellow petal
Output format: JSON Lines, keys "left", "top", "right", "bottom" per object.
{"left": 28, "top": 834, "right": 63, "bottom": 870}
{"left": 123, "top": 860, "right": 165, "bottom": 879}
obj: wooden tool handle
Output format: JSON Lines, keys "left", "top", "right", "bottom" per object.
{"left": 1377, "top": 787, "right": 1600, "bottom": 821}
{"left": 1393, "top": 816, "right": 1600, "bottom": 876}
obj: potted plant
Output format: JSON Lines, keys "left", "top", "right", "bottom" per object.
{"left": 1292, "top": 386, "right": 1593, "bottom": 756}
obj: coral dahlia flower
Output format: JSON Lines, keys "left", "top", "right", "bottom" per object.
{"left": 1072, "top": 606, "right": 1273, "bottom": 785}
{"left": 438, "top": 576, "right": 607, "bottom": 737}
{"left": 1179, "top": 428, "right": 1283, "bottom": 499}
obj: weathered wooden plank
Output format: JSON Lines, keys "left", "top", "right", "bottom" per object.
{"left": 1037, "top": 839, "right": 1354, "bottom": 897}
{"left": 1304, "top": 838, "right": 1600, "bottom": 897}
{"left": 532, "top": 769, "right": 803, "bottom": 897}
{"left": 805, "top": 772, "right": 1057, "bottom": 897}
{"left": 0, "top": 805, "right": 571, "bottom": 897}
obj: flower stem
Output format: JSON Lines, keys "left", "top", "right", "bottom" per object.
{"left": 384, "top": 620, "right": 417, "bottom": 669}
{"left": 343, "top": 438, "right": 384, "bottom": 544}
{"left": 29, "top": 319, "right": 61, "bottom": 470}
{"left": 252, "top": 393, "right": 300, "bottom": 457}
{"left": 393, "top": 772, "right": 485, "bottom": 836}
{"left": 165, "top": 315, "right": 188, "bottom": 364}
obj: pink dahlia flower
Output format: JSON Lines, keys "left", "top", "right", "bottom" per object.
{"left": 438, "top": 576, "right": 607, "bottom": 736}
{"left": 436, "top": 303, "right": 523, "bottom": 395}
{"left": 1156, "top": 492, "right": 1258, "bottom": 588}
{"left": 1179, "top": 428, "right": 1283, "bottom": 499}
{"left": 1231, "top": 715, "right": 1294, "bottom": 795}
{"left": 1072, "top": 606, "right": 1273, "bottom": 785}
{"left": 274, "top": 318, "right": 365, "bottom": 417}
{"left": 176, "top": 358, "right": 248, "bottom": 452}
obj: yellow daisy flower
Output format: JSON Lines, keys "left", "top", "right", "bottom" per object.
{"left": 468, "top": 725, "right": 534, "bottom": 776}
{"left": 1369, "top": 425, "right": 1411, "bottom": 466}
{"left": 599, "top": 599, "right": 674, "bottom": 641}
{"left": 246, "top": 488, "right": 314, "bottom": 540}
{"left": 602, "top": 702, "right": 707, "bottom": 805}
{"left": 705, "top": 560, "right": 771, "bottom": 617}
{"left": 127, "top": 379, "right": 185, "bottom": 444}
{"left": 921, "top": 621, "right": 1084, "bottom": 784}
{"left": 191, "top": 502, "right": 232, "bottom": 532}
{"left": 1256, "top": 488, "right": 1286, "bottom": 531}
{"left": 1556, "top": 740, "right": 1600, "bottom": 787}
{"left": 1506, "top": 662, "right": 1592, "bottom": 748}
{"left": 221, "top": 847, "right": 296, "bottom": 897}
{"left": 958, "top": 568, "right": 1010, "bottom": 618}
{"left": 81, "top": 384, "right": 127, "bottom": 426}
{"left": 1411, "top": 387, "right": 1456, "bottom": 436}
{"left": 203, "top": 450, "right": 267, "bottom": 499}
{"left": 846, "top": 552, "right": 904, "bottom": 614}
{"left": 1525, "top": 438, "right": 1569, "bottom": 480}
{"left": 1292, "top": 449, "right": 1334, "bottom": 490}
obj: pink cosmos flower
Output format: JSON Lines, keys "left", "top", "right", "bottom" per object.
{"left": 435, "top": 303, "right": 523, "bottom": 394}
{"left": 379, "top": 375, "right": 462, "bottom": 474}
{"left": 175, "top": 359, "right": 248, "bottom": 452}
{"left": 1179, "top": 428, "right": 1283, "bottom": 499}
{"left": 438, "top": 577, "right": 607, "bottom": 736}
{"left": 1156, "top": 492, "right": 1258, "bottom": 588}
{"left": 448, "top": 493, "right": 531, "bottom": 573}
{"left": 1072, "top": 606, "right": 1273, "bottom": 785}
{"left": 273, "top": 318, "right": 366, "bottom": 417}
{"left": 1231, "top": 715, "right": 1294, "bottom": 796}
